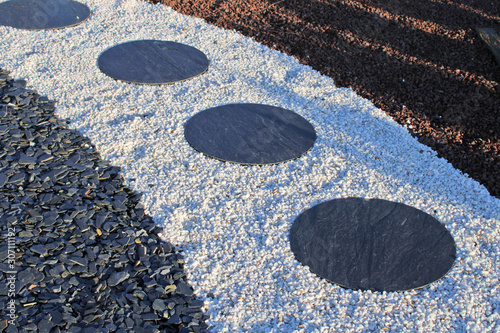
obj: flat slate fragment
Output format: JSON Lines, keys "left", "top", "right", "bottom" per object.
{"left": 0, "top": 173, "right": 7, "bottom": 187}
{"left": 167, "top": 314, "right": 182, "bottom": 325}
{"left": 289, "top": 197, "right": 456, "bottom": 292}
{"left": 97, "top": 40, "right": 209, "bottom": 85}
{"left": 184, "top": 103, "right": 317, "bottom": 165}
{"left": 107, "top": 271, "right": 130, "bottom": 287}
{"left": 0, "top": 0, "right": 90, "bottom": 30}
{"left": 68, "top": 256, "right": 88, "bottom": 267}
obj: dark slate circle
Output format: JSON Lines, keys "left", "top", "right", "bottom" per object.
{"left": 97, "top": 40, "right": 209, "bottom": 85}
{"left": 184, "top": 103, "right": 317, "bottom": 165}
{"left": 289, "top": 197, "right": 456, "bottom": 292}
{"left": 0, "top": 0, "right": 90, "bottom": 30}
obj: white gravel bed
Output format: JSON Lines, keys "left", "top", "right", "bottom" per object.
{"left": 1, "top": 0, "right": 499, "bottom": 331}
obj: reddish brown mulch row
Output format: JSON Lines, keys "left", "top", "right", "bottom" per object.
{"left": 150, "top": 0, "right": 500, "bottom": 198}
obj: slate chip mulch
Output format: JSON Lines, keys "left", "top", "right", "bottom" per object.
{"left": 153, "top": 0, "right": 500, "bottom": 198}
{"left": 0, "top": 69, "right": 209, "bottom": 332}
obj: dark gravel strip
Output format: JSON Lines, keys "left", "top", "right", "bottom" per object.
{"left": 0, "top": 69, "right": 209, "bottom": 333}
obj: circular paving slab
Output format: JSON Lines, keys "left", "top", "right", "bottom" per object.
{"left": 0, "top": 0, "right": 90, "bottom": 30}
{"left": 97, "top": 40, "right": 209, "bottom": 85}
{"left": 184, "top": 103, "right": 317, "bottom": 165}
{"left": 289, "top": 197, "right": 456, "bottom": 292}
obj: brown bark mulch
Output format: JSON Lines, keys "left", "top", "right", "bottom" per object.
{"left": 149, "top": 0, "right": 500, "bottom": 198}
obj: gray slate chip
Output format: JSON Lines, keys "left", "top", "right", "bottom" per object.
{"left": 30, "top": 244, "right": 48, "bottom": 256}
{"left": 13, "top": 79, "right": 26, "bottom": 88}
{"left": 176, "top": 282, "right": 194, "bottom": 297}
{"left": 42, "top": 211, "right": 58, "bottom": 226}
{"left": 19, "top": 154, "right": 37, "bottom": 165}
{"left": 142, "top": 313, "right": 159, "bottom": 321}
{"left": 0, "top": 173, "right": 7, "bottom": 187}
{"left": 112, "top": 200, "right": 127, "bottom": 211}
{"left": 38, "top": 317, "right": 54, "bottom": 333}
{"left": 8, "top": 172, "right": 25, "bottom": 184}
{"left": 49, "top": 264, "right": 66, "bottom": 277}
{"left": 6, "top": 87, "right": 28, "bottom": 97}
{"left": 68, "top": 256, "right": 88, "bottom": 267}
{"left": 167, "top": 314, "right": 182, "bottom": 325}
{"left": 152, "top": 299, "right": 166, "bottom": 312}
{"left": 189, "top": 300, "right": 204, "bottom": 308}
{"left": 108, "top": 271, "right": 130, "bottom": 287}
{"left": 38, "top": 153, "right": 54, "bottom": 163}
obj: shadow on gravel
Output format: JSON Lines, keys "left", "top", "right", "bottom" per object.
{"left": 153, "top": 0, "right": 500, "bottom": 198}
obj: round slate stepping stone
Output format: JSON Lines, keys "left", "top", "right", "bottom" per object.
{"left": 97, "top": 40, "right": 209, "bottom": 85}
{"left": 289, "top": 197, "right": 456, "bottom": 292}
{"left": 184, "top": 103, "right": 317, "bottom": 165}
{"left": 0, "top": 0, "right": 90, "bottom": 30}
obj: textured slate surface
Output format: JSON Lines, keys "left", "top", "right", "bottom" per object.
{"left": 184, "top": 103, "right": 317, "bottom": 165}
{"left": 0, "top": 0, "right": 90, "bottom": 30}
{"left": 290, "top": 197, "right": 456, "bottom": 292}
{"left": 97, "top": 40, "right": 209, "bottom": 85}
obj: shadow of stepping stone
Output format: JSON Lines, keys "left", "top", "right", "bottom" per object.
{"left": 97, "top": 40, "right": 209, "bottom": 85}
{"left": 290, "top": 197, "right": 456, "bottom": 292}
{"left": 0, "top": 0, "right": 90, "bottom": 30}
{"left": 184, "top": 103, "right": 317, "bottom": 165}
